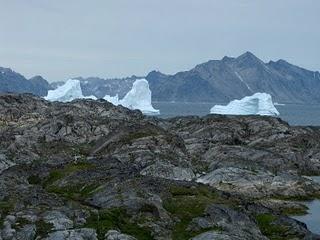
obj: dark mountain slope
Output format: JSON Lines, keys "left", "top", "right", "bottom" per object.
{"left": 147, "top": 52, "right": 320, "bottom": 103}
{"left": 0, "top": 67, "right": 50, "bottom": 96}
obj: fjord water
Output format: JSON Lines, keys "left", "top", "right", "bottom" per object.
{"left": 292, "top": 176, "right": 320, "bottom": 234}
{"left": 153, "top": 102, "right": 320, "bottom": 126}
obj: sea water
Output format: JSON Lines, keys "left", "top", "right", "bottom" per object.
{"left": 153, "top": 102, "right": 320, "bottom": 126}
{"left": 291, "top": 177, "right": 320, "bottom": 234}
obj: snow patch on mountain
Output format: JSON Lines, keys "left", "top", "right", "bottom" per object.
{"left": 210, "top": 93, "right": 279, "bottom": 116}
{"left": 235, "top": 71, "right": 252, "bottom": 92}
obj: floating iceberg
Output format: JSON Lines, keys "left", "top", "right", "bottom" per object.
{"left": 103, "top": 79, "right": 159, "bottom": 115}
{"left": 103, "top": 94, "right": 119, "bottom": 106}
{"left": 210, "top": 93, "right": 279, "bottom": 116}
{"left": 45, "top": 78, "right": 159, "bottom": 115}
{"left": 45, "top": 79, "right": 96, "bottom": 102}
{"left": 120, "top": 79, "right": 159, "bottom": 115}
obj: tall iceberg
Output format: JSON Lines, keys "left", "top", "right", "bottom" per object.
{"left": 210, "top": 93, "right": 279, "bottom": 116}
{"left": 45, "top": 79, "right": 96, "bottom": 102}
{"left": 103, "top": 94, "right": 119, "bottom": 106}
{"left": 103, "top": 79, "right": 159, "bottom": 115}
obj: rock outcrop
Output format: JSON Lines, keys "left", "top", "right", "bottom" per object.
{"left": 0, "top": 94, "right": 320, "bottom": 239}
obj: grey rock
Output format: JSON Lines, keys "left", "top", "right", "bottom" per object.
{"left": 1, "top": 94, "right": 319, "bottom": 239}
{"left": 191, "top": 231, "right": 235, "bottom": 240}
{"left": 105, "top": 230, "right": 137, "bottom": 240}
{"left": 189, "top": 204, "right": 267, "bottom": 240}
{"left": 140, "top": 162, "right": 195, "bottom": 181}
{"left": 43, "top": 211, "right": 73, "bottom": 230}
{"left": 16, "top": 224, "right": 36, "bottom": 240}
{"left": 0, "top": 154, "right": 15, "bottom": 174}
{"left": 1, "top": 216, "right": 16, "bottom": 240}
{"left": 45, "top": 228, "right": 97, "bottom": 240}
{"left": 196, "top": 167, "right": 320, "bottom": 198}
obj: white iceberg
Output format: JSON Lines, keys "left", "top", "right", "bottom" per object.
{"left": 45, "top": 78, "right": 159, "bottom": 115}
{"left": 103, "top": 79, "right": 159, "bottom": 115}
{"left": 210, "top": 93, "right": 279, "bottom": 116}
{"left": 103, "top": 94, "right": 119, "bottom": 106}
{"left": 45, "top": 79, "right": 97, "bottom": 102}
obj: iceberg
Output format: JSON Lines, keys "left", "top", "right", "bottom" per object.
{"left": 210, "top": 93, "right": 279, "bottom": 116}
{"left": 45, "top": 78, "right": 159, "bottom": 115}
{"left": 120, "top": 79, "right": 159, "bottom": 115}
{"left": 103, "top": 79, "right": 159, "bottom": 115}
{"left": 45, "top": 79, "right": 96, "bottom": 102}
{"left": 103, "top": 94, "right": 119, "bottom": 106}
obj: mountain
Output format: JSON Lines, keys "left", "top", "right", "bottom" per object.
{"left": 147, "top": 52, "right": 320, "bottom": 103}
{"left": 29, "top": 75, "right": 53, "bottom": 96}
{"left": 1, "top": 52, "right": 320, "bottom": 103}
{"left": 0, "top": 67, "right": 50, "bottom": 96}
{"left": 76, "top": 76, "right": 140, "bottom": 99}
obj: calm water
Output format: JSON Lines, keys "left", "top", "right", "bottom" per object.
{"left": 292, "top": 176, "right": 320, "bottom": 234}
{"left": 153, "top": 102, "right": 320, "bottom": 126}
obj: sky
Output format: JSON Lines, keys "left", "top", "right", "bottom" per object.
{"left": 0, "top": 0, "right": 319, "bottom": 82}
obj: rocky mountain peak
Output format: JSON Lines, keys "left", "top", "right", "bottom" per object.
{"left": 235, "top": 51, "right": 264, "bottom": 66}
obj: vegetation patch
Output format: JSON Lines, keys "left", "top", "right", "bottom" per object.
{"left": 0, "top": 201, "right": 13, "bottom": 214}
{"left": 85, "top": 208, "right": 152, "bottom": 240}
{"left": 0, "top": 200, "right": 14, "bottom": 226}
{"left": 38, "top": 141, "right": 94, "bottom": 159}
{"left": 43, "top": 162, "right": 94, "bottom": 187}
{"left": 15, "top": 217, "right": 32, "bottom": 229}
{"left": 281, "top": 205, "right": 308, "bottom": 216}
{"left": 35, "top": 219, "right": 54, "bottom": 238}
{"left": 255, "top": 214, "right": 292, "bottom": 240}
{"left": 47, "top": 183, "right": 99, "bottom": 201}
{"left": 119, "top": 129, "right": 159, "bottom": 145}
{"left": 163, "top": 185, "right": 223, "bottom": 239}
{"left": 273, "top": 193, "right": 320, "bottom": 201}
{"left": 28, "top": 175, "right": 42, "bottom": 185}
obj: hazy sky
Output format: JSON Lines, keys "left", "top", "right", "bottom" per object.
{"left": 0, "top": 0, "right": 319, "bottom": 82}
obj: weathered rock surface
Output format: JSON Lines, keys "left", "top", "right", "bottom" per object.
{"left": 197, "top": 167, "right": 320, "bottom": 198}
{"left": 45, "top": 228, "right": 97, "bottom": 240}
{"left": 105, "top": 230, "right": 137, "bottom": 240}
{"left": 0, "top": 94, "right": 320, "bottom": 239}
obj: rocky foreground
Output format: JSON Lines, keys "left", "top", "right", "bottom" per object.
{"left": 0, "top": 94, "right": 320, "bottom": 240}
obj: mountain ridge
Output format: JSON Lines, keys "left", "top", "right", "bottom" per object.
{"left": 0, "top": 67, "right": 51, "bottom": 96}
{"left": 1, "top": 52, "right": 320, "bottom": 103}
{"left": 146, "top": 52, "right": 320, "bottom": 103}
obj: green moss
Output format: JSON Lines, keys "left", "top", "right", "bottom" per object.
{"left": 15, "top": 217, "right": 32, "bottom": 229}
{"left": 27, "top": 175, "right": 42, "bottom": 185}
{"left": 0, "top": 201, "right": 14, "bottom": 226}
{"left": 281, "top": 205, "right": 308, "bottom": 216}
{"left": 163, "top": 185, "right": 222, "bottom": 239}
{"left": 85, "top": 208, "right": 152, "bottom": 240}
{"left": 273, "top": 193, "right": 320, "bottom": 201}
{"left": 35, "top": 219, "right": 54, "bottom": 238}
{"left": 38, "top": 141, "right": 95, "bottom": 158}
{"left": 120, "top": 130, "right": 159, "bottom": 145}
{"left": 255, "top": 214, "right": 290, "bottom": 240}
{"left": 0, "top": 201, "right": 13, "bottom": 214}
{"left": 47, "top": 183, "right": 99, "bottom": 201}
{"left": 44, "top": 162, "right": 94, "bottom": 187}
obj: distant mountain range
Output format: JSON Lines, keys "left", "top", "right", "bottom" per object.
{"left": 0, "top": 67, "right": 52, "bottom": 96}
{"left": 1, "top": 52, "right": 320, "bottom": 103}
